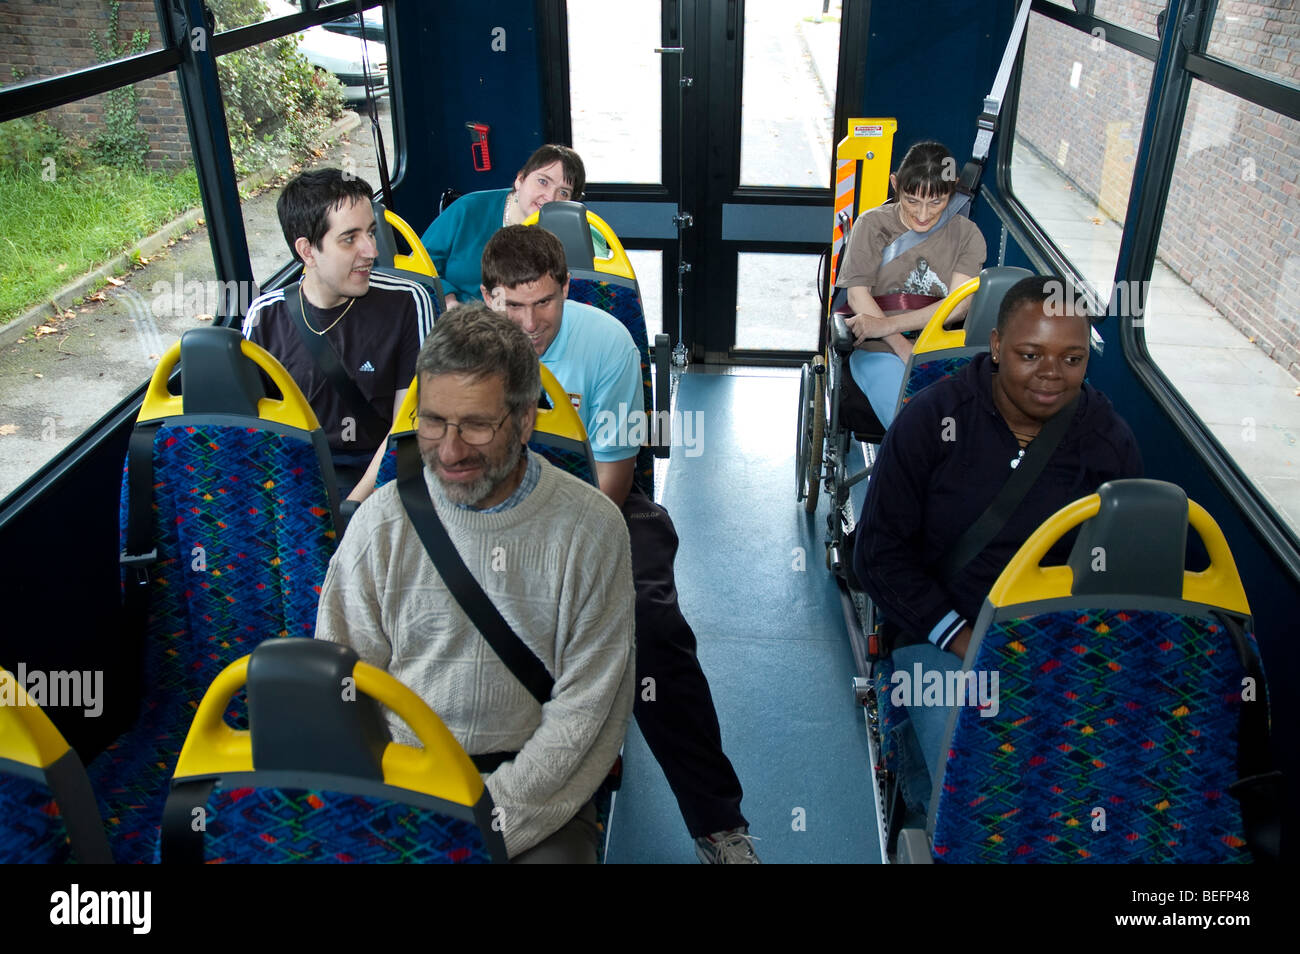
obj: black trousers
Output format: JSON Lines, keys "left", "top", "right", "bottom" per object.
{"left": 622, "top": 486, "right": 747, "bottom": 838}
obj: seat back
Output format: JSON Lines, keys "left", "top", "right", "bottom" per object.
{"left": 895, "top": 266, "right": 1033, "bottom": 412}
{"left": 528, "top": 201, "right": 659, "bottom": 495}
{"left": 928, "top": 479, "right": 1272, "bottom": 863}
{"left": 0, "top": 667, "right": 113, "bottom": 864}
{"left": 373, "top": 202, "right": 440, "bottom": 278}
{"left": 375, "top": 364, "right": 599, "bottom": 491}
{"left": 161, "top": 639, "right": 506, "bottom": 863}
{"left": 95, "top": 327, "right": 339, "bottom": 863}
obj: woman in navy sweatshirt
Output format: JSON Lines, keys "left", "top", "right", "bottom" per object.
{"left": 853, "top": 274, "right": 1143, "bottom": 660}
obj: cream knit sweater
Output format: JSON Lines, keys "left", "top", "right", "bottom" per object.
{"left": 315, "top": 453, "right": 636, "bottom": 858}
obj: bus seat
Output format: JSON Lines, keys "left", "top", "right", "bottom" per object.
{"left": 374, "top": 364, "right": 600, "bottom": 493}
{"left": 896, "top": 266, "right": 1033, "bottom": 411}
{"left": 160, "top": 639, "right": 506, "bottom": 863}
{"left": 527, "top": 201, "right": 663, "bottom": 493}
{"left": 904, "top": 479, "right": 1278, "bottom": 863}
{"left": 373, "top": 201, "right": 440, "bottom": 278}
{"left": 93, "top": 327, "right": 340, "bottom": 863}
{"left": 0, "top": 667, "right": 113, "bottom": 863}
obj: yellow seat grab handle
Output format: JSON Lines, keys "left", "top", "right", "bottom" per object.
{"left": 0, "top": 666, "right": 72, "bottom": 770}
{"left": 385, "top": 208, "right": 439, "bottom": 278}
{"left": 173, "top": 655, "right": 485, "bottom": 807}
{"left": 521, "top": 208, "right": 637, "bottom": 282}
{"left": 390, "top": 366, "right": 591, "bottom": 447}
{"left": 986, "top": 493, "right": 1252, "bottom": 615}
{"left": 912, "top": 275, "right": 981, "bottom": 356}
{"left": 139, "top": 338, "right": 321, "bottom": 432}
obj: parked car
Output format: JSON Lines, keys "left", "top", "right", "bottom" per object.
{"left": 322, "top": 10, "right": 386, "bottom": 44}
{"left": 295, "top": 25, "right": 387, "bottom": 101}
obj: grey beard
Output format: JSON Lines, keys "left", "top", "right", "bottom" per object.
{"left": 425, "top": 443, "right": 525, "bottom": 508}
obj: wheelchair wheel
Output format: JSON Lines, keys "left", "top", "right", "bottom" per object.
{"left": 795, "top": 356, "right": 825, "bottom": 512}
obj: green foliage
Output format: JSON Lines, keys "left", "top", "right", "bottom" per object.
{"left": 210, "top": 0, "right": 346, "bottom": 176}
{"left": 88, "top": 0, "right": 150, "bottom": 169}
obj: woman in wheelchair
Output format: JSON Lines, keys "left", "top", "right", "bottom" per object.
{"left": 852, "top": 276, "right": 1142, "bottom": 797}
{"left": 420, "top": 144, "right": 587, "bottom": 309}
{"left": 834, "top": 141, "right": 987, "bottom": 427}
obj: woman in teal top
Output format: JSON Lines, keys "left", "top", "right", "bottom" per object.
{"left": 421, "top": 144, "right": 586, "bottom": 309}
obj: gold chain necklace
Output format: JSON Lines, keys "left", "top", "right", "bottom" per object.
{"left": 300, "top": 285, "right": 355, "bottom": 336}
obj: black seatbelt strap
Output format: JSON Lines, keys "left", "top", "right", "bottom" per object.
{"left": 1220, "top": 613, "right": 1282, "bottom": 863}
{"left": 159, "top": 778, "right": 218, "bottom": 864}
{"left": 120, "top": 422, "right": 162, "bottom": 627}
{"left": 937, "top": 395, "right": 1079, "bottom": 579}
{"left": 285, "top": 282, "right": 389, "bottom": 438}
{"left": 394, "top": 439, "right": 555, "bottom": 706}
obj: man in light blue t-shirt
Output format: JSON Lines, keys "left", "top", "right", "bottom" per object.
{"left": 480, "top": 226, "right": 758, "bottom": 863}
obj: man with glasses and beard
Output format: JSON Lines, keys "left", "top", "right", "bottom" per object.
{"left": 314, "top": 304, "right": 635, "bottom": 863}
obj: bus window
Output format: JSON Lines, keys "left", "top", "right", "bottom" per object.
{"left": 1090, "top": 0, "right": 1164, "bottom": 38}
{"left": 0, "top": 75, "right": 217, "bottom": 503}
{"left": 1142, "top": 82, "right": 1300, "bottom": 535}
{"left": 0, "top": 1, "right": 165, "bottom": 85}
{"left": 1206, "top": 0, "right": 1300, "bottom": 92}
{"left": 1010, "top": 10, "right": 1151, "bottom": 293}
{"left": 227, "top": 18, "right": 389, "bottom": 289}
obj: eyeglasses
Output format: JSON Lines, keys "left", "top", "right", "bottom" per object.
{"left": 416, "top": 410, "right": 511, "bottom": 446}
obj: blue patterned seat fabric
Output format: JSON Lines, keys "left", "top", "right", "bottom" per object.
{"left": 91, "top": 423, "right": 337, "bottom": 864}
{"left": 931, "top": 608, "right": 1259, "bottom": 863}
{"left": 193, "top": 785, "right": 492, "bottom": 864}
{"left": 0, "top": 771, "right": 74, "bottom": 864}
{"left": 901, "top": 354, "right": 974, "bottom": 407}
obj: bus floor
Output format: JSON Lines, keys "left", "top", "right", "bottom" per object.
{"left": 604, "top": 367, "right": 882, "bottom": 863}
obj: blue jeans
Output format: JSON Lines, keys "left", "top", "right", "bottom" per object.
{"left": 847, "top": 350, "right": 905, "bottom": 428}
{"left": 889, "top": 642, "right": 966, "bottom": 812}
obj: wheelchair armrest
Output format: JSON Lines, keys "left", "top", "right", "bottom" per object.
{"left": 831, "top": 312, "right": 856, "bottom": 356}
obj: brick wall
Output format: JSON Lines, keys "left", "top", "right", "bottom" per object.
{"left": 1015, "top": 3, "right": 1300, "bottom": 375}
{"left": 0, "top": 0, "right": 191, "bottom": 170}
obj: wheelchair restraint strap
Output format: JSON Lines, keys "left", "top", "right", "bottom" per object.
{"left": 395, "top": 439, "right": 555, "bottom": 706}
{"left": 1220, "top": 613, "right": 1282, "bottom": 863}
{"left": 872, "top": 293, "right": 941, "bottom": 314}
{"left": 879, "top": 192, "right": 971, "bottom": 269}
{"left": 936, "top": 395, "right": 1079, "bottom": 580}
{"left": 284, "top": 282, "right": 390, "bottom": 438}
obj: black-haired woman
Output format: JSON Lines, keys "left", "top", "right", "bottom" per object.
{"left": 420, "top": 144, "right": 587, "bottom": 310}
{"left": 834, "top": 141, "right": 987, "bottom": 426}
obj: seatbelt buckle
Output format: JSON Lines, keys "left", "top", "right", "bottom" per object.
{"left": 119, "top": 547, "right": 158, "bottom": 586}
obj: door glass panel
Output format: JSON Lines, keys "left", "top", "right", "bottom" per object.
{"left": 1091, "top": 0, "right": 1164, "bottom": 38}
{"left": 628, "top": 249, "right": 663, "bottom": 341}
{"left": 739, "top": 0, "right": 839, "bottom": 187}
{"left": 734, "top": 252, "right": 820, "bottom": 351}
{"left": 567, "top": 0, "right": 662, "bottom": 184}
